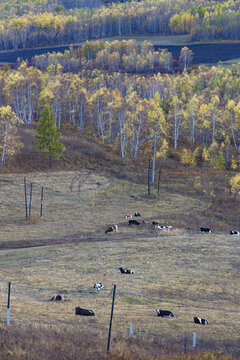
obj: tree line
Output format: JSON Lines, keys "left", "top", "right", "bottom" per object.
{"left": 1, "top": 56, "right": 240, "bottom": 168}
{"left": 33, "top": 40, "right": 176, "bottom": 74}
{"left": 1, "top": 0, "right": 240, "bottom": 50}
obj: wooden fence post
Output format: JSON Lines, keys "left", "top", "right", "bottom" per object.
{"left": 24, "top": 177, "right": 28, "bottom": 219}
{"left": 29, "top": 182, "right": 33, "bottom": 217}
{"left": 107, "top": 284, "right": 116, "bottom": 352}
{"left": 40, "top": 186, "right": 44, "bottom": 217}
{"left": 184, "top": 334, "right": 187, "bottom": 354}
{"left": 7, "top": 282, "right": 11, "bottom": 325}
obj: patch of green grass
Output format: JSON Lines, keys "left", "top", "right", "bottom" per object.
{"left": 94, "top": 34, "right": 189, "bottom": 46}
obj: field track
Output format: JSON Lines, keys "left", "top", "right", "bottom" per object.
{"left": 0, "top": 222, "right": 185, "bottom": 250}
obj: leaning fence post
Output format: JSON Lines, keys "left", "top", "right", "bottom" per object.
{"left": 193, "top": 332, "right": 197, "bottom": 349}
{"left": 24, "top": 177, "right": 28, "bottom": 219}
{"left": 184, "top": 334, "right": 187, "bottom": 354}
{"left": 129, "top": 323, "right": 133, "bottom": 338}
{"left": 7, "top": 282, "right": 11, "bottom": 325}
{"left": 107, "top": 284, "right": 116, "bottom": 352}
{"left": 40, "top": 186, "right": 44, "bottom": 217}
{"left": 29, "top": 182, "right": 33, "bottom": 217}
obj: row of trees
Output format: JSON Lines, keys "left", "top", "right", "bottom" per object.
{"left": 33, "top": 40, "right": 178, "bottom": 74}
{"left": 1, "top": 0, "right": 240, "bottom": 50}
{"left": 1, "top": 60, "right": 240, "bottom": 167}
{"left": 0, "top": 0, "right": 104, "bottom": 20}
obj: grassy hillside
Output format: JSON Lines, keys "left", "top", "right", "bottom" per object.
{"left": 0, "top": 128, "right": 240, "bottom": 358}
{"left": 0, "top": 128, "right": 238, "bottom": 246}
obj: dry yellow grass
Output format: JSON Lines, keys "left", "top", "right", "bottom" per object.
{"left": 0, "top": 171, "right": 207, "bottom": 244}
{"left": 0, "top": 233, "right": 239, "bottom": 348}
{"left": 0, "top": 170, "right": 239, "bottom": 353}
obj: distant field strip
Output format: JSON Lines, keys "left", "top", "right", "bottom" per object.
{"left": 1, "top": 40, "right": 240, "bottom": 64}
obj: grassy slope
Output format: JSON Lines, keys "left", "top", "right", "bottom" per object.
{"left": 0, "top": 233, "right": 239, "bottom": 346}
{"left": 0, "top": 128, "right": 240, "bottom": 356}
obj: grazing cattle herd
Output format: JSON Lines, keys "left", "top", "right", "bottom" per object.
{"left": 50, "top": 212, "right": 239, "bottom": 326}
{"left": 105, "top": 213, "right": 240, "bottom": 237}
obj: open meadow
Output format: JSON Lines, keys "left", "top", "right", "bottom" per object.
{"left": 0, "top": 170, "right": 239, "bottom": 355}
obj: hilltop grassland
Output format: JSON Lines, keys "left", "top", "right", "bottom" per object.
{"left": 0, "top": 165, "right": 227, "bottom": 246}
{"left": 0, "top": 157, "right": 240, "bottom": 356}
{"left": 0, "top": 226, "right": 239, "bottom": 354}
{"left": 0, "top": 130, "right": 240, "bottom": 358}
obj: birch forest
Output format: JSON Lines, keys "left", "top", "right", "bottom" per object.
{"left": 1, "top": 0, "right": 240, "bottom": 50}
{"left": 1, "top": 38, "right": 240, "bottom": 168}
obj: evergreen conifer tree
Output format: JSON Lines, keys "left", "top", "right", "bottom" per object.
{"left": 36, "top": 105, "right": 65, "bottom": 168}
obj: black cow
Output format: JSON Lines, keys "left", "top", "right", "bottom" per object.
{"left": 200, "top": 227, "right": 212, "bottom": 233}
{"left": 194, "top": 317, "right": 208, "bottom": 325}
{"left": 156, "top": 309, "right": 174, "bottom": 318}
{"left": 119, "top": 267, "right": 134, "bottom": 274}
{"left": 152, "top": 221, "right": 159, "bottom": 225}
{"left": 129, "top": 220, "right": 140, "bottom": 226}
{"left": 75, "top": 307, "right": 95, "bottom": 316}
{"left": 230, "top": 230, "right": 240, "bottom": 236}
{"left": 134, "top": 212, "right": 141, "bottom": 217}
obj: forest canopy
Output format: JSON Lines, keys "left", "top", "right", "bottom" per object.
{"left": 1, "top": 0, "right": 240, "bottom": 49}
{"left": 1, "top": 53, "right": 240, "bottom": 167}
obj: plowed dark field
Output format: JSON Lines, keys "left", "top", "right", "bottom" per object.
{"left": 0, "top": 42, "right": 240, "bottom": 65}
{"left": 155, "top": 42, "right": 240, "bottom": 64}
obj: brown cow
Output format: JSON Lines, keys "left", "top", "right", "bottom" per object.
{"left": 105, "top": 225, "right": 118, "bottom": 233}
{"left": 125, "top": 214, "right": 132, "bottom": 219}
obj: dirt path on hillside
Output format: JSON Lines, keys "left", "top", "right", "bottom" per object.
{"left": 0, "top": 232, "right": 154, "bottom": 250}
{"left": 0, "top": 223, "right": 186, "bottom": 250}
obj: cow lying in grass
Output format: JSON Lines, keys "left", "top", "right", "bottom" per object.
{"left": 230, "top": 230, "right": 240, "bottom": 235}
{"left": 105, "top": 225, "right": 118, "bottom": 233}
{"left": 94, "top": 283, "right": 104, "bottom": 291}
{"left": 129, "top": 220, "right": 140, "bottom": 226}
{"left": 50, "top": 295, "right": 64, "bottom": 301}
{"left": 154, "top": 225, "right": 172, "bottom": 230}
{"left": 200, "top": 227, "right": 212, "bottom": 233}
{"left": 134, "top": 212, "right": 141, "bottom": 217}
{"left": 75, "top": 307, "right": 95, "bottom": 316}
{"left": 194, "top": 317, "right": 208, "bottom": 325}
{"left": 119, "top": 267, "right": 134, "bottom": 274}
{"left": 156, "top": 309, "right": 174, "bottom": 318}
